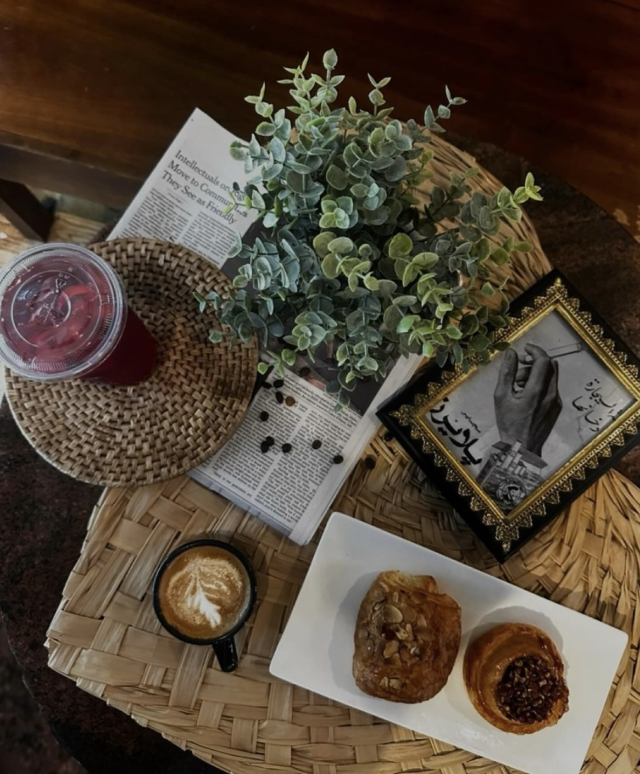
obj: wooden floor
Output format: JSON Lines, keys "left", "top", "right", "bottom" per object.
{"left": 0, "top": 210, "right": 102, "bottom": 268}
{"left": 1, "top": 0, "right": 640, "bottom": 234}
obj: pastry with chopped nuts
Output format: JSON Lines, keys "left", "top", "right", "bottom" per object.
{"left": 352, "top": 570, "right": 461, "bottom": 703}
{"left": 464, "top": 623, "right": 569, "bottom": 734}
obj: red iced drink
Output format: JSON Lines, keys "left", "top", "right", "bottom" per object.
{"left": 0, "top": 243, "right": 156, "bottom": 384}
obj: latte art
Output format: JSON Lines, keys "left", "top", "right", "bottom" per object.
{"left": 168, "top": 563, "right": 230, "bottom": 627}
{"left": 157, "top": 545, "right": 251, "bottom": 640}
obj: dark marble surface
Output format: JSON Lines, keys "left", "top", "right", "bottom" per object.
{"left": 1, "top": 137, "right": 639, "bottom": 774}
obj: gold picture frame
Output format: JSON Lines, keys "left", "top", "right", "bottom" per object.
{"left": 379, "top": 271, "right": 640, "bottom": 560}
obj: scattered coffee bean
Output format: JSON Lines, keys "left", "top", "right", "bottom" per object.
{"left": 259, "top": 410, "right": 269, "bottom": 422}
{"left": 299, "top": 367, "right": 311, "bottom": 378}
{"left": 333, "top": 454, "right": 344, "bottom": 464}
{"left": 282, "top": 443, "right": 292, "bottom": 453}
{"left": 275, "top": 391, "right": 284, "bottom": 404}
{"left": 262, "top": 381, "right": 272, "bottom": 389}
{"left": 265, "top": 435, "right": 275, "bottom": 446}
{"left": 260, "top": 441, "right": 271, "bottom": 453}
{"left": 312, "top": 439, "right": 322, "bottom": 450}
{"left": 383, "top": 431, "right": 393, "bottom": 442}
{"left": 364, "top": 456, "right": 376, "bottom": 470}
{"left": 274, "top": 378, "right": 285, "bottom": 388}
{"left": 285, "top": 396, "right": 296, "bottom": 406}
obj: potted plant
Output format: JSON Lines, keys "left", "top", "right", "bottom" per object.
{"left": 197, "top": 50, "right": 542, "bottom": 408}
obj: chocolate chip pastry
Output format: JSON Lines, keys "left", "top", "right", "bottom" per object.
{"left": 353, "top": 571, "right": 461, "bottom": 703}
{"left": 464, "top": 623, "right": 569, "bottom": 734}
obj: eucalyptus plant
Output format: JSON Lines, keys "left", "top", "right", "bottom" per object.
{"left": 196, "top": 49, "right": 542, "bottom": 408}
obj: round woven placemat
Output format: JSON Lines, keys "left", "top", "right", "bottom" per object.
{"left": 5, "top": 238, "right": 258, "bottom": 487}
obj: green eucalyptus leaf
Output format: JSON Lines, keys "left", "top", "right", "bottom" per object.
{"left": 503, "top": 206, "right": 523, "bottom": 222}
{"left": 383, "top": 304, "right": 403, "bottom": 331}
{"left": 263, "top": 211, "right": 278, "bottom": 228}
{"left": 323, "top": 49, "right": 338, "bottom": 69}
{"left": 369, "top": 88, "right": 384, "bottom": 106}
{"left": 388, "top": 232, "right": 413, "bottom": 259}
{"left": 319, "top": 212, "right": 336, "bottom": 228}
{"left": 252, "top": 190, "right": 266, "bottom": 209}
{"left": 377, "top": 279, "right": 398, "bottom": 297}
{"left": 412, "top": 252, "right": 439, "bottom": 269}
{"left": 336, "top": 196, "right": 354, "bottom": 215}
{"left": 313, "top": 231, "right": 336, "bottom": 257}
{"left": 228, "top": 231, "right": 243, "bottom": 258}
{"left": 287, "top": 160, "right": 312, "bottom": 174}
{"left": 445, "top": 324, "right": 462, "bottom": 340}
{"left": 262, "top": 162, "right": 284, "bottom": 181}
{"left": 321, "top": 253, "right": 340, "bottom": 279}
{"left": 256, "top": 122, "right": 276, "bottom": 136}
{"left": 280, "top": 349, "right": 295, "bottom": 366}
{"left": 402, "top": 264, "right": 418, "bottom": 287}
{"left": 328, "top": 236, "right": 354, "bottom": 254}
{"left": 490, "top": 247, "right": 510, "bottom": 266}
{"left": 358, "top": 356, "right": 378, "bottom": 371}
{"left": 460, "top": 314, "right": 480, "bottom": 336}
{"left": 268, "top": 136, "right": 286, "bottom": 162}
{"left": 334, "top": 209, "right": 350, "bottom": 229}
{"left": 392, "top": 294, "right": 418, "bottom": 306}
{"left": 476, "top": 238, "right": 491, "bottom": 261}
{"left": 256, "top": 101, "right": 274, "bottom": 118}
{"left": 397, "top": 314, "right": 419, "bottom": 334}
{"left": 350, "top": 183, "right": 369, "bottom": 198}
{"left": 287, "top": 170, "right": 307, "bottom": 193}
{"left": 422, "top": 341, "right": 434, "bottom": 358}
{"left": 384, "top": 156, "right": 407, "bottom": 182}
{"left": 470, "top": 333, "right": 491, "bottom": 352}
{"left": 326, "top": 165, "right": 348, "bottom": 190}
{"left": 424, "top": 104, "right": 435, "bottom": 126}
{"left": 248, "top": 135, "right": 261, "bottom": 156}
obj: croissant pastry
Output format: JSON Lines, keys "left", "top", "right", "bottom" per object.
{"left": 353, "top": 571, "right": 461, "bottom": 703}
{"left": 464, "top": 623, "right": 569, "bottom": 734}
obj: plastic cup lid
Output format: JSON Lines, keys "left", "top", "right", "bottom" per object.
{"left": 0, "top": 243, "right": 126, "bottom": 380}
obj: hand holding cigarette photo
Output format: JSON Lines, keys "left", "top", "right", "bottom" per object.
{"left": 495, "top": 344, "right": 562, "bottom": 459}
{"left": 422, "top": 308, "right": 636, "bottom": 514}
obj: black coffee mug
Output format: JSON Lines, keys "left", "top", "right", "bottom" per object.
{"left": 152, "top": 537, "right": 257, "bottom": 673}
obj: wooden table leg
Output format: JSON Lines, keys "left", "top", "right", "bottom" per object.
{"left": 0, "top": 178, "right": 54, "bottom": 240}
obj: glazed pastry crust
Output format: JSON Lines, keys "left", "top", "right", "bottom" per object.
{"left": 464, "top": 623, "right": 569, "bottom": 734}
{"left": 353, "top": 571, "right": 461, "bottom": 703}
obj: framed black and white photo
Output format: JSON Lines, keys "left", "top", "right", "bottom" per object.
{"left": 378, "top": 271, "right": 640, "bottom": 561}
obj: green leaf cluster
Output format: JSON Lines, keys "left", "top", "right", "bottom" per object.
{"left": 202, "top": 50, "right": 542, "bottom": 408}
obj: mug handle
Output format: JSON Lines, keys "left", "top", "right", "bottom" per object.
{"left": 212, "top": 635, "right": 238, "bottom": 672}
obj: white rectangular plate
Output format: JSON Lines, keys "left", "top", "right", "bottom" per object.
{"left": 270, "top": 513, "right": 628, "bottom": 774}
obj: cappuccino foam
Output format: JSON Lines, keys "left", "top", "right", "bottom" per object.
{"left": 158, "top": 545, "right": 250, "bottom": 640}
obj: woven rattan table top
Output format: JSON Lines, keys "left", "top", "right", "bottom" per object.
{"left": 43, "top": 136, "right": 640, "bottom": 774}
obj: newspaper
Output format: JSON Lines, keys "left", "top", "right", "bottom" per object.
{"left": 110, "top": 108, "right": 419, "bottom": 544}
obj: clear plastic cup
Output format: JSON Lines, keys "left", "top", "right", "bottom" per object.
{"left": 0, "top": 243, "right": 157, "bottom": 385}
